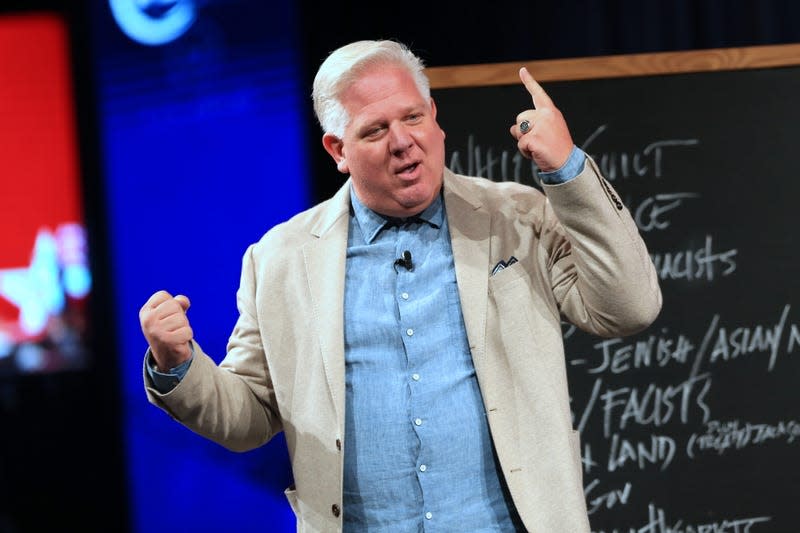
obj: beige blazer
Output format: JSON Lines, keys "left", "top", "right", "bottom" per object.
{"left": 146, "top": 157, "right": 661, "bottom": 532}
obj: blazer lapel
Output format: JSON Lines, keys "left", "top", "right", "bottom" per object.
{"left": 302, "top": 180, "right": 351, "bottom": 428}
{"left": 443, "top": 170, "right": 490, "bottom": 359}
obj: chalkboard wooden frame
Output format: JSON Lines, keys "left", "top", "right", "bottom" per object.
{"left": 425, "top": 42, "right": 800, "bottom": 87}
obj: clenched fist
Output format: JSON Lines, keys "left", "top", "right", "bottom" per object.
{"left": 139, "top": 290, "right": 193, "bottom": 372}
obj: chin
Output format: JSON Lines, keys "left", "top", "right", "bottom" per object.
{"left": 400, "top": 193, "right": 435, "bottom": 213}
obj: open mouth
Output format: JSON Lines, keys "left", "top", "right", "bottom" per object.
{"left": 396, "top": 162, "right": 419, "bottom": 177}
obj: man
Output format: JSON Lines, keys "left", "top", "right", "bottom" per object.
{"left": 140, "top": 40, "right": 661, "bottom": 532}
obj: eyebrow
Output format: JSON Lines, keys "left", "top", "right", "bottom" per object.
{"left": 358, "top": 103, "right": 428, "bottom": 128}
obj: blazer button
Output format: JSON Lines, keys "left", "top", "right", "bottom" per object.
{"left": 331, "top": 504, "right": 341, "bottom": 517}
{"left": 335, "top": 438, "right": 342, "bottom": 451}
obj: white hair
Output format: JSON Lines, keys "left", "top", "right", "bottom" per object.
{"left": 312, "top": 40, "right": 431, "bottom": 138}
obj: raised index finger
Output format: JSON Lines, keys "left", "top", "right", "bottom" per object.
{"left": 519, "top": 67, "right": 553, "bottom": 109}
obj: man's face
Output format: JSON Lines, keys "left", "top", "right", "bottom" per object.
{"left": 323, "top": 64, "right": 446, "bottom": 218}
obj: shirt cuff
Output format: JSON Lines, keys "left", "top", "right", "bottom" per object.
{"left": 538, "top": 145, "right": 586, "bottom": 185}
{"left": 146, "top": 350, "right": 193, "bottom": 393}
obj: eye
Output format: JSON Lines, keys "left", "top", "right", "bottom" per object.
{"left": 406, "top": 113, "right": 423, "bottom": 123}
{"left": 363, "top": 125, "right": 386, "bottom": 139}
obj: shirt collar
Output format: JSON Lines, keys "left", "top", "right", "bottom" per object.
{"left": 349, "top": 185, "right": 444, "bottom": 244}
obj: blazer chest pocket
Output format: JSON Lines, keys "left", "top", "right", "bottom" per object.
{"left": 488, "top": 260, "right": 527, "bottom": 291}
{"left": 489, "top": 259, "right": 558, "bottom": 329}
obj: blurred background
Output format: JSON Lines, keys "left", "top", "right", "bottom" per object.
{"left": 0, "top": 1, "right": 798, "bottom": 531}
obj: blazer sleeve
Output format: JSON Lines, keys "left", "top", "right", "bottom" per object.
{"left": 540, "top": 155, "right": 662, "bottom": 337}
{"left": 144, "top": 244, "right": 282, "bottom": 452}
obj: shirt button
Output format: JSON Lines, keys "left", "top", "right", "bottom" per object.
{"left": 401, "top": 292, "right": 409, "bottom": 300}
{"left": 419, "top": 464, "right": 427, "bottom": 472}
{"left": 414, "top": 418, "right": 423, "bottom": 426}
{"left": 335, "top": 438, "right": 341, "bottom": 451}
{"left": 406, "top": 328, "right": 414, "bottom": 336}
{"left": 425, "top": 512, "right": 433, "bottom": 520}
{"left": 412, "top": 373, "right": 420, "bottom": 381}
{"left": 332, "top": 504, "right": 341, "bottom": 517}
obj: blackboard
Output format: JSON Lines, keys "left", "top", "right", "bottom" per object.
{"left": 428, "top": 44, "right": 800, "bottom": 532}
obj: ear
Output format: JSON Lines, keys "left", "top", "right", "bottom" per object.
{"left": 322, "top": 133, "right": 349, "bottom": 174}
{"left": 430, "top": 97, "right": 445, "bottom": 140}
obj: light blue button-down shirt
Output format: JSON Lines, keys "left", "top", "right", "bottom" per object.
{"left": 343, "top": 189, "right": 523, "bottom": 531}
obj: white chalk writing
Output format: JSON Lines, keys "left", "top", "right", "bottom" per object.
{"left": 592, "top": 503, "right": 771, "bottom": 533}
{"left": 650, "top": 235, "right": 737, "bottom": 282}
{"left": 687, "top": 419, "right": 800, "bottom": 458}
{"left": 707, "top": 305, "right": 791, "bottom": 372}
{"left": 630, "top": 192, "right": 701, "bottom": 232}
{"left": 585, "top": 478, "right": 633, "bottom": 515}
{"left": 581, "top": 124, "right": 699, "bottom": 180}
{"left": 607, "top": 433, "right": 676, "bottom": 472}
{"left": 588, "top": 331, "right": 694, "bottom": 375}
{"left": 580, "top": 374, "right": 712, "bottom": 438}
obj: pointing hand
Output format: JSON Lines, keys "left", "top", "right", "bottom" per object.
{"left": 509, "top": 67, "right": 574, "bottom": 172}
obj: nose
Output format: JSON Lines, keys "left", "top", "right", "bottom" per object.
{"left": 388, "top": 123, "right": 414, "bottom": 157}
